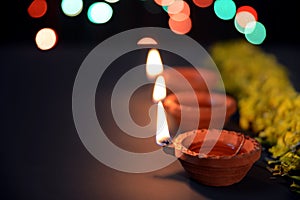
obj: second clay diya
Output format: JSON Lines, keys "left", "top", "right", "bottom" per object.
{"left": 163, "top": 129, "right": 262, "bottom": 186}
{"left": 163, "top": 91, "right": 237, "bottom": 131}
{"left": 163, "top": 66, "right": 219, "bottom": 92}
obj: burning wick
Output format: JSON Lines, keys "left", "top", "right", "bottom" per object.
{"left": 158, "top": 136, "right": 172, "bottom": 146}
{"left": 153, "top": 78, "right": 172, "bottom": 146}
{"left": 156, "top": 101, "right": 172, "bottom": 146}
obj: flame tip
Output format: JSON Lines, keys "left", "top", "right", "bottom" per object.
{"left": 146, "top": 48, "right": 164, "bottom": 79}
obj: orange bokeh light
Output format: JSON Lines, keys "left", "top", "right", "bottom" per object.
{"left": 168, "top": 1, "right": 190, "bottom": 21}
{"left": 169, "top": 17, "right": 192, "bottom": 35}
{"left": 167, "top": 0, "right": 184, "bottom": 15}
{"left": 154, "top": 0, "right": 174, "bottom": 7}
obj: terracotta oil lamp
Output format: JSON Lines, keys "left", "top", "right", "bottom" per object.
{"left": 162, "top": 90, "right": 237, "bottom": 131}
{"left": 162, "top": 129, "right": 262, "bottom": 186}
{"left": 163, "top": 66, "right": 220, "bottom": 93}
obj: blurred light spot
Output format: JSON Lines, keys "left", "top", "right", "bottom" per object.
{"left": 237, "top": 5, "right": 257, "bottom": 20}
{"left": 87, "top": 2, "right": 113, "bottom": 24}
{"left": 167, "top": 0, "right": 184, "bottom": 15}
{"left": 193, "top": 0, "right": 213, "bottom": 8}
{"left": 35, "top": 28, "right": 57, "bottom": 50}
{"left": 169, "top": 1, "right": 190, "bottom": 21}
{"left": 61, "top": 0, "right": 83, "bottom": 17}
{"left": 214, "top": 0, "right": 236, "bottom": 20}
{"left": 234, "top": 11, "right": 256, "bottom": 34}
{"left": 137, "top": 37, "right": 158, "bottom": 45}
{"left": 154, "top": 0, "right": 175, "bottom": 6}
{"left": 28, "top": 0, "right": 47, "bottom": 18}
{"left": 245, "top": 21, "right": 266, "bottom": 45}
{"left": 169, "top": 17, "right": 192, "bottom": 34}
{"left": 105, "top": 0, "right": 119, "bottom": 3}
{"left": 244, "top": 21, "right": 257, "bottom": 34}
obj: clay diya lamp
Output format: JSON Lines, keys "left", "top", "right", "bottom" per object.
{"left": 163, "top": 129, "right": 262, "bottom": 186}
{"left": 163, "top": 66, "right": 219, "bottom": 93}
{"left": 163, "top": 91, "right": 237, "bottom": 131}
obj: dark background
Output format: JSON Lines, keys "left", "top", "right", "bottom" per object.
{"left": 2, "top": 0, "right": 300, "bottom": 47}
{"left": 1, "top": 1, "right": 300, "bottom": 200}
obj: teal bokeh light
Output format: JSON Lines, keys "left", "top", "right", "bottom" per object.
{"left": 61, "top": 0, "right": 83, "bottom": 17}
{"left": 214, "top": 0, "right": 236, "bottom": 20}
{"left": 87, "top": 2, "right": 113, "bottom": 24}
{"left": 245, "top": 22, "right": 266, "bottom": 45}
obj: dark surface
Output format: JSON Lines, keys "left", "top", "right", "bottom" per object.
{"left": 1, "top": 43, "right": 300, "bottom": 200}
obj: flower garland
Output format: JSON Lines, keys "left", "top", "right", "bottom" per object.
{"left": 209, "top": 39, "right": 300, "bottom": 193}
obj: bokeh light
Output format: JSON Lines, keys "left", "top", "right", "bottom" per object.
{"left": 168, "top": 1, "right": 190, "bottom": 21}
{"left": 28, "top": 0, "right": 266, "bottom": 49}
{"left": 166, "top": 0, "right": 184, "bottom": 15}
{"left": 193, "top": 0, "right": 213, "bottom": 8}
{"left": 234, "top": 11, "right": 256, "bottom": 34}
{"left": 61, "top": 0, "right": 83, "bottom": 17}
{"left": 27, "top": 0, "right": 47, "bottom": 18}
{"left": 237, "top": 5, "right": 257, "bottom": 20}
{"left": 214, "top": 0, "right": 236, "bottom": 20}
{"left": 169, "top": 17, "right": 192, "bottom": 34}
{"left": 35, "top": 28, "right": 57, "bottom": 50}
{"left": 87, "top": 2, "right": 113, "bottom": 24}
{"left": 245, "top": 22, "right": 266, "bottom": 45}
{"left": 154, "top": 0, "right": 175, "bottom": 6}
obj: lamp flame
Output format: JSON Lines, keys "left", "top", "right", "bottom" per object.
{"left": 146, "top": 49, "right": 163, "bottom": 79}
{"left": 156, "top": 101, "right": 172, "bottom": 146}
{"left": 152, "top": 75, "right": 166, "bottom": 103}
